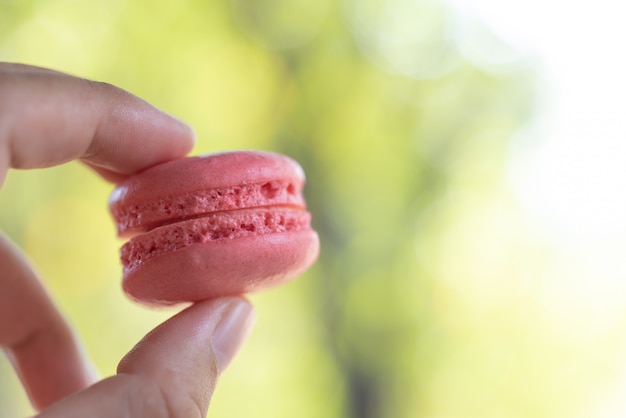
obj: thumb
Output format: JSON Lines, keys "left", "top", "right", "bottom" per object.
{"left": 35, "top": 297, "right": 256, "bottom": 418}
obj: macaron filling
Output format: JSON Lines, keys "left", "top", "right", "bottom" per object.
{"left": 121, "top": 208, "right": 311, "bottom": 272}
{"left": 112, "top": 179, "right": 304, "bottom": 236}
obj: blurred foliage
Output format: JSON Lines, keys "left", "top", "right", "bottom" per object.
{"left": 3, "top": 1, "right": 599, "bottom": 418}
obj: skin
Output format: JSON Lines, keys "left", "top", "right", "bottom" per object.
{"left": 0, "top": 62, "right": 256, "bottom": 417}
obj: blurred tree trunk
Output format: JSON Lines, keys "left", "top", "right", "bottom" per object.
{"left": 269, "top": 3, "right": 534, "bottom": 417}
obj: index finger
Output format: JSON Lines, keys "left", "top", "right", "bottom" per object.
{"left": 0, "top": 62, "right": 195, "bottom": 185}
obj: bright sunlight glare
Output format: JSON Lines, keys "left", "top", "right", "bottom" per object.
{"left": 455, "top": 1, "right": 626, "bottom": 416}
{"left": 460, "top": 0, "right": 626, "bottom": 242}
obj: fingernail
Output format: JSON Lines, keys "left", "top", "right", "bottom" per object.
{"left": 211, "top": 299, "right": 256, "bottom": 372}
{"left": 170, "top": 116, "right": 197, "bottom": 144}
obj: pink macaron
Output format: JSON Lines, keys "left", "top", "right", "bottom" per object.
{"left": 109, "top": 150, "right": 320, "bottom": 305}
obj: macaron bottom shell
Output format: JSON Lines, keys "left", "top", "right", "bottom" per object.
{"left": 122, "top": 229, "right": 320, "bottom": 305}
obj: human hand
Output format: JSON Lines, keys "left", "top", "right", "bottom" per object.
{"left": 0, "top": 63, "right": 256, "bottom": 417}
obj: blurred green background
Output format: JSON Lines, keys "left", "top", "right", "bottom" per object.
{"left": 2, "top": 1, "right": 624, "bottom": 417}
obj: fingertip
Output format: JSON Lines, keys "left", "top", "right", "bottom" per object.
{"left": 148, "top": 108, "right": 196, "bottom": 157}
{"left": 1, "top": 66, "right": 198, "bottom": 181}
{"left": 117, "top": 297, "right": 255, "bottom": 377}
{"left": 33, "top": 298, "right": 255, "bottom": 418}
{"left": 168, "top": 114, "right": 197, "bottom": 150}
{"left": 83, "top": 91, "right": 196, "bottom": 177}
{"left": 109, "top": 297, "right": 254, "bottom": 417}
